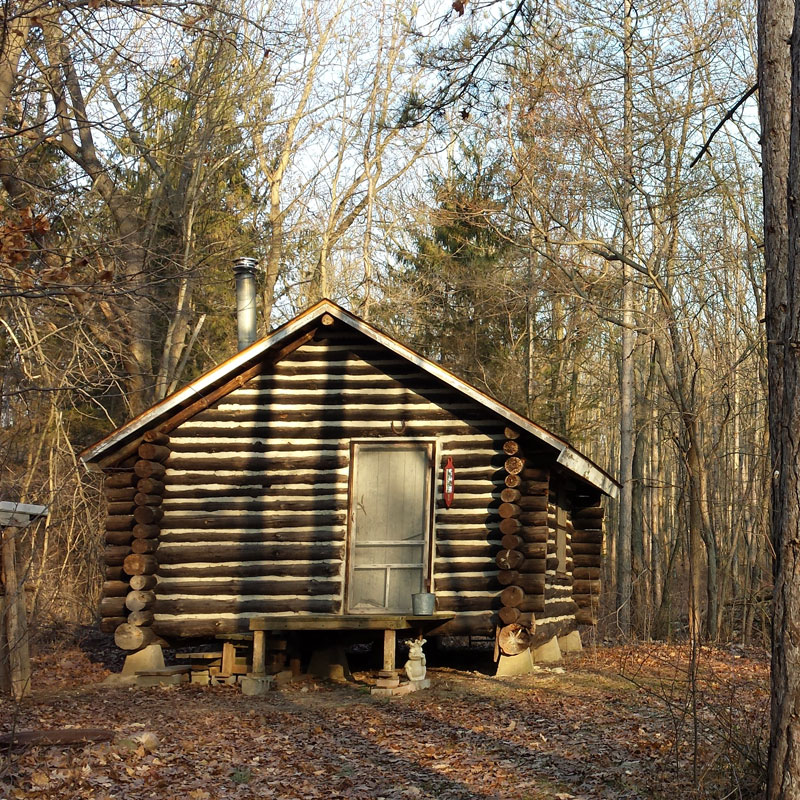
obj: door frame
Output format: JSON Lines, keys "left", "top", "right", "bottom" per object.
{"left": 344, "top": 438, "right": 438, "bottom": 614}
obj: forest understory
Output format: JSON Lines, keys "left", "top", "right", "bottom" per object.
{"left": 0, "top": 631, "right": 769, "bottom": 800}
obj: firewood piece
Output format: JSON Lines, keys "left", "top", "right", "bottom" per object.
{"left": 131, "top": 538, "right": 158, "bottom": 555}
{"left": 134, "top": 506, "right": 164, "bottom": 525}
{"left": 0, "top": 728, "right": 115, "bottom": 748}
{"left": 500, "top": 585, "right": 525, "bottom": 607}
{"left": 133, "top": 523, "right": 160, "bottom": 539}
{"left": 99, "top": 597, "right": 127, "bottom": 617}
{"left": 495, "top": 549, "right": 524, "bottom": 571}
{"left": 134, "top": 460, "right": 166, "bottom": 479}
{"left": 504, "top": 457, "right": 524, "bottom": 475}
{"left": 123, "top": 554, "right": 158, "bottom": 576}
{"left": 105, "top": 473, "right": 136, "bottom": 489}
{"left": 502, "top": 440, "right": 520, "bottom": 456}
{"left": 136, "top": 478, "right": 165, "bottom": 495}
{"left": 104, "top": 545, "right": 132, "bottom": 566}
{"left": 104, "top": 530, "right": 133, "bottom": 546}
{"left": 134, "top": 493, "right": 163, "bottom": 507}
{"left": 498, "top": 623, "right": 532, "bottom": 655}
{"left": 115, "top": 623, "right": 157, "bottom": 650}
{"left": 106, "top": 515, "right": 134, "bottom": 531}
{"left": 127, "top": 610, "right": 155, "bottom": 627}
{"left": 125, "top": 590, "right": 155, "bottom": 612}
{"left": 498, "top": 502, "right": 521, "bottom": 519}
{"left": 143, "top": 430, "right": 170, "bottom": 445}
{"left": 100, "top": 616, "right": 126, "bottom": 633}
{"left": 102, "top": 580, "right": 129, "bottom": 598}
{"left": 130, "top": 574, "right": 158, "bottom": 591}
{"left": 138, "top": 443, "right": 171, "bottom": 463}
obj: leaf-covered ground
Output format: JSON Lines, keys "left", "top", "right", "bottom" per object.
{"left": 0, "top": 631, "right": 768, "bottom": 799}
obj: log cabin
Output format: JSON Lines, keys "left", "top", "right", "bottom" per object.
{"left": 80, "top": 292, "right": 618, "bottom": 664}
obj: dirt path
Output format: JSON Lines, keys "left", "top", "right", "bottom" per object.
{"left": 0, "top": 638, "right": 768, "bottom": 799}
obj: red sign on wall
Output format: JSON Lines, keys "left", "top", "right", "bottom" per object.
{"left": 443, "top": 456, "right": 455, "bottom": 508}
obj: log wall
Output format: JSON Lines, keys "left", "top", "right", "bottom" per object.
{"left": 570, "top": 491, "right": 605, "bottom": 626}
{"left": 151, "top": 324, "right": 512, "bottom": 638}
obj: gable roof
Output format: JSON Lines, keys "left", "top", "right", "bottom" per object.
{"left": 80, "top": 299, "right": 618, "bottom": 497}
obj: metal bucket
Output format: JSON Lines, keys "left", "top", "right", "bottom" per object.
{"left": 412, "top": 592, "right": 436, "bottom": 616}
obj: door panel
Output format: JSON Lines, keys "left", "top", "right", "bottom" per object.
{"left": 348, "top": 443, "right": 432, "bottom": 613}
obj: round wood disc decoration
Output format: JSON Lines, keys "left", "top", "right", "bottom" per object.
{"left": 443, "top": 456, "right": 455, "bottom": 508}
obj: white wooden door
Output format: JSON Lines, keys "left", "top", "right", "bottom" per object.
{"left": 348, "top": 443, "right": 432, "bottom": 613}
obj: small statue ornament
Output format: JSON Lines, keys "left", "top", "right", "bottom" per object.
{"left": 404, "top": 637, "right": 427, "bottom": 682}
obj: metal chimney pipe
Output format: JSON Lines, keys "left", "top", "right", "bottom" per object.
{"left": 233, "top": 257, "right": 259, "bottom": 351}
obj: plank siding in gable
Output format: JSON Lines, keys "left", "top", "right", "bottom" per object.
{"left": 152, "top": 327, "right": 508, "bottom": 637}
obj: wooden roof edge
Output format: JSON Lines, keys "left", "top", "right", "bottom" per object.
{"left": 79, "top": 299, "right": 619, "bottom": 497}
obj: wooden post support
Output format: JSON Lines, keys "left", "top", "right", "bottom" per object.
{"left": 382, "top": 629, "right": 396, "bottom": 672}
{"left": 1, "top": 527, "right": 31, "bottom": 700}
{"left": 252, "top": 630, "right": 266, "bottom": 676}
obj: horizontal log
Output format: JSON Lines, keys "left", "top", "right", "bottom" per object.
{"left": 115, "top": 623, "right": 157, "bottom": 651}
{"left": 158, "top": 561, "right": 341, "bottom": 579}
{"left": 134, "top": 460, "right": 166, "bottom": 479}
{"left": 104, "top": 530, "right": 133, "bottom": 546}
{"left": 194, "top": 407, "right": 494, "bottom": 425}
{"left": 500, "top": 488, "right": 521, "bottom": 503}
{"left": 498, "top": 622, "right": 530, "bottom": 655}
{"left": 104, "top": 487, "right": 137, "bottom": 502}
{"left": 133, "top": 524, "right": 160, "bottom": 540}
{"left": 104, "top": 545, "right": 132, "bottom": 566}
{"left": 435, "top": 595, "right": 501, "bottom": 612}
{"left": 154, "top": 597, "right": 340, "bottom": 616}
{"left": 504, "top": 474, "right": 521, "bottom": 488}
{"left": 575, "top": 608, "right": 598, "bottom": 625}
{"left": 504, "top": 457, "right": 524, "bottom": 475}
{"left": 573, "top": 567, "right": 601, "bottom": 580}
{"left": 571, "top": 542, "right": 602, "bottom": 556}
{"left": 138, "top": 443, "right": 171, "bottom": 462}
{"left": 521, "top": 467, "right": 549, "bottom": 481}
{"left": 159, "top": 528, "right": 344, "bottom": 545}
{"left": 163, "top": 513, "right": 346, "bottom": 530}
{"left": 504, "top": 426, "right": 520, "bottom": 440}
{"left": 436, "top": 543, "right": 501, "bottom": 559}
{"left": 130, "top": 574, "right": 158, "bottom": 591}
{"left": 134, "top": 506, "right": 164, "bottom": 525}
{"left": 143, "top": 430, "right": 170, "bottom": 445}
{"left": 501, "top": 534, "right": 522, "bottom": 550}
{"left": 520, "top": 481, "right": 549, "bottom": 495}
{"left": 519, "top": 511, "right": 548, "bottom": 526}
{"left": 107, "top": 501, "right": 135, "bottom": 516}
{"left": 499, "top": 517, "right": 521, "bottom": 535}
{"left": 519, "top": 526, "right": 548, "bottom": 543}
{"left": 498, "top": 572, "right": 545, "bottom": 594}
{"left": 498, "top": 503, "right": 520, "bottom": 519}
{"left": 99, "top": 597, "right": 127, "bottom": 617}
{"left": 435, "top": 528, "right": 501, "bottom": 543}
{"left": 126, "top": 590, "right": 155, "bottom": 612}
{"left": 157, "top": 542, "right": 344, "bottom": 564}
{"left": 572, "top": 555, "right": 602, "bottom": 568}
{"left": 517, "top": 558, "right": 546, "bottom": 574}
{"left": 135, "top": 493, "right": 163, "bottom": 507}
{"left": 573, "top": 579, "right": 602, "bottom": 595}
{"left": 131, "top": 538, "right": 159, "bottom": 555}
{"left": 572, "top": 507, "right": 604, "bottom": 521}
{"left": 106, "top": 515, "right": 135, "bottom": 532}
{"left": 571, "top": 530, "right": 604, "bottom": 545}
{"left": 503, "top": 440, "right": 520, "bottom": 456}
{"left": 432, "top": 575, "right": 499, "bottom": 592}
{"left": 495, "top": 549, "right": 524, "bottom": 570}
{"left": 500, "top": 585, "right": 524, "bottom": 607}
{"left": 518, "top": 495, "right": 548, "bottom": 511}
{"left": 498, "top": 606, "right": 538, "bottom": 626}
{"left": 102, "top": 580, "right": 129, "bottom": 598}
{"left": 123, "top": 553, "right": 158, "bottom": 576}
{"left": 156, "top": 578, "right": 340, "bottom": 597}
{"left": 100, "top": 616, "right": 127, "bottom": 633}
{"left": 104, "top": 566, "right": 124, "bottom": 581}
{"left": 127, "top": 609, "right": 155, "bottom": 627}
{"left": 573, "top": 593, "right": 601, "bottom": 607}
{"left": 165, "top": 498, "right": 341, "bottom": 514}
{"left": 518, "top": 542, "right": 547, "bottom": 560}
{"left": 137, "top": 478, "right": 165, "bottom": 495}
{"left": 571, "top": 521, "right": 603, "bottom": 533}
{"left": 105, "top": 472, "right": 136, "bottom": 489}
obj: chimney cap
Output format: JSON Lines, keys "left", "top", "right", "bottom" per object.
{"left": 233, "top": 256, "right": 259, "bottom": 274}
